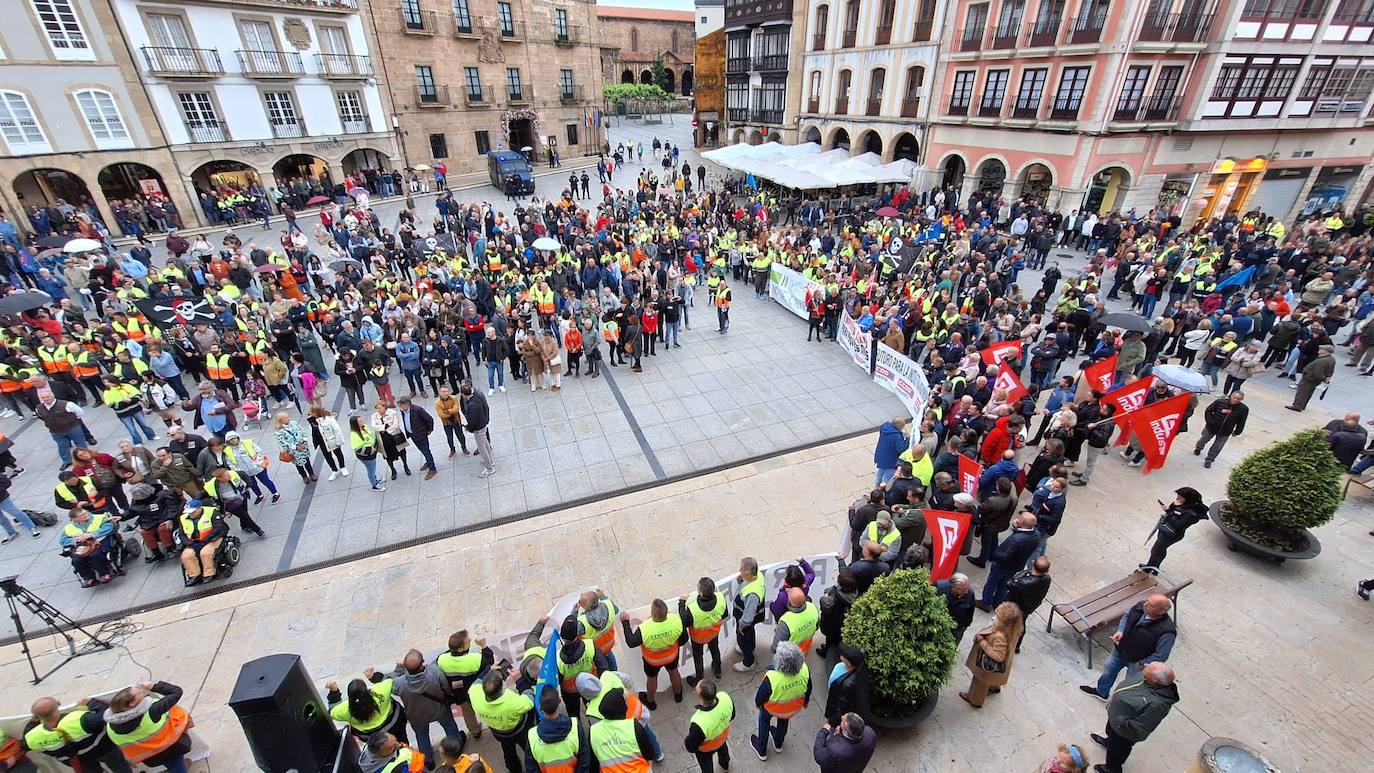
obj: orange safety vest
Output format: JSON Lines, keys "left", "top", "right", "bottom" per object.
{"left": 206, "top": 354, "right": 233, "bottom": 381}
{"left": 39, "top": 348, "right": 72, "bottom": 374}
{"left": 245, "top": 340, "right": 267, "bottom": 366}
{"left": 71, "top": 351, "right": 100, "bottom": 379}
{"left": 115, "top": 318, "right": 146, "bottom": 342}
{"left": 109, "top": 705, "right": 191, "bottom": 764}
{"left": 487, "top": 254, "right": 503, "bottom": 271}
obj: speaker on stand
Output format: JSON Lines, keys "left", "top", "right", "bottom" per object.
{"left": 229, "top": 653, "right": 360, "bottom": 773}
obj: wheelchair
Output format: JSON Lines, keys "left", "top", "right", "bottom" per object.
{"left": 62, "top": 515, "right": 142, "bottom": 584}
{"left": 177, "top": 532, "right": 243, "bottom": 585}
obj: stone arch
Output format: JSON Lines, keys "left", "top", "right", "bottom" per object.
{"left": 97, "top": 162, "right": 169, "bottom": 204}
{"left": 640, "top": 70, "right": 653, "bottom": 85}
{"left": 663, "top": 68, "right": 676, "bottom": 94}
{"left": 1084, "top": 164, "right": 1134, "bottom": 214}
{"left": 765, "top": 130, "right": 780, "bottom": 143}
{"left": 342, "top": 147, "right": 394, "bottom": 175}
{"left": 621, "top": 69, "right": 635, "bottom": 84}
{"left": 681, "top": 69, "right": 693, "bottom": 95}
{"left": 190, "top": 160, "right": 260, "bottom": 194}
{"left": 801, "top": 125, "right": 822, "bottom": 144}
{"left": 747, "top": 129, "right": 764, "bottom": 145}
{"left": 1015, "top": 160, "right": 1055, "bottom": 202}
{"left": 731, "top": 128, "right": 746, "bottom": 145}
{"left": 891, "top": 132, "right": 919, "bottom": 163}
{"left": 11, "top": 167, "right": 94, "bottom": 211}
{"left": 828, "top": 126, "right": 851, "bottom": 151}
{"left": 938, "top": 152, "right": 968, "bottom": 190}
{"left": 273, "top": 153, "right": 332, "bottom": 191}
{"left": 974, "top": 155, "right": 1009, "bottom": 194}
{"left": 857, "top": 129, "right": 882, "bottom": 157}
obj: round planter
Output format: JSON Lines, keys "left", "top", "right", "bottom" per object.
{"left": 1184, "top": 736, "right": 1282, "bottom": 773}
{"left": 1208, "top": 501, "right": 1321, "bottom": 564}
{"left": 866, "top": 693, "right": 938, "bottom": 730}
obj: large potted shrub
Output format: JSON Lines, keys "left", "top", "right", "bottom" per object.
{"left": 841, "top": 568, "right": 957, "bottom": 727}
{"left": 1210, "top": 427, "right": 1340, "bottom": 562}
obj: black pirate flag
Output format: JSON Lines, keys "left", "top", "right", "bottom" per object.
{"left": 135, "top": 297, "right": 217, "bottom": 329}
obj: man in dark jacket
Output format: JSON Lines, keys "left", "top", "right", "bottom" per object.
{"left": 397, "top": 397, "right": 438, "bottom": 480}
{"left": 125, "top": 482, "right": 181, "bottom": 562}
{"left": 1006, "top": 556, "right": 1052, "bottom": 652}
{"left": 846, "top": 542, "right": 892, "bottom": 595}
{"left": 977, "top": 512, "right": 1038, "bottom": 610}
{"left": 24, "top": 695, "right": 131, "bottom": 773}
{"left": 846, "top": 490, "right": 885, "bottom": 562}
{"left": 935, "top": 574, "right": 976, "bottom": 643}
{"left": 382, "top": 648, "right": 462, "bottom": 760}
{"left": 459, "top": 379, "right": 494, "bottom": 477}
{"left": 1080, "top": 594, "right": 1176, "bottom": 699}
{"left": 813, "top": 712, "right": 876, "bottom": 773}
{"left": 1090, "top": 663, "right": 1180, "bottom": 773}
{"left": 1194, "top": 391, "right": 1249, "bottom": 467}
{"left": 1323, "top": 412, "right": 1368, "bottom": 469}
{"left": 530, "top": 686, "right": 590, "bottom": 772}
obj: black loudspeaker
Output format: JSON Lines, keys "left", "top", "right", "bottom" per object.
{"left": 229, "top": 653, "right": 359, "bottom": 773}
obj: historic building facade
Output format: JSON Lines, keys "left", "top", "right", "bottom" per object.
{"left": 599, "top": 5, "right": 696, "bottom": 95}
{"left": 724, "top": 0, "right": 807, "bottom": 145}
{"left": 364, "top": 0, "right": 604, "bottom": 179}
{"left": 0, "top": 0, "right": 197, "bottom": 231}
{"left": 796, "top": 0, "right": 945, "bottom": 163}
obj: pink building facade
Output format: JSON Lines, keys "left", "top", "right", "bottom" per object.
{"left": 922, "top": 0, "right": 1374, "bottom": 222}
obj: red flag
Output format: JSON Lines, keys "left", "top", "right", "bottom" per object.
{"left": 1102, "top": 376, "right": 1156, "bottom": 444}
{"left": 957, "top": 454, "right": 981, "bottom": 499}
{"left": 1127, "top": 393, "right": 1193, "bottom": 473}
{"left": 980, "top": 340, "right": 1022, "bottom": 366}
{"left": 923, "top": 509, "right": 973, "bottom": 582}
{"left": 1083, "top": 355, "right": 1118, "bottom": 394}
{"left": 993, "top": 365, "right": 1029, "bottom": 403}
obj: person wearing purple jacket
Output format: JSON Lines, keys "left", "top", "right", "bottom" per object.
{"left": 768, "top": 558, "right": 814, "bottom": 620}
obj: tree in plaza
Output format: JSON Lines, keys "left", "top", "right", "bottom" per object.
{"left": 1222, "top": 427, "right": 1343, "bottom": 551}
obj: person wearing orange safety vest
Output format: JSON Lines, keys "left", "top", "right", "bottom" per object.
{"left": 554, "top": 615, "right": 608, "bottom": 718}
{"left": 67, "top": 341, "right": 105, "bottom": 404}
{"left": 714, "top": 279, "right": 732, "bottom": 334}
{"left": 533, "top": 282, "right": 556, "bottom": 317}
{"left": 678, "top": 577, "right": 727, "bottom": 684}
{"left": 619, "top": 599, "right": 687, "bottom": 711}
{"left": 577, "top": 588, "right": 622, "bottom": 671}
{"left": 750, "top": 641, "right": 811, "bottom": 761}
{"left": 587, "top": 687, "right": 654, "bottom": 773}
{"left": 527, "top": 685, "right": 591, "bottom": 773}
{"left": 771, "top": 586, "right": 820, "bottom": 656}
{"left": 103, "top": 681, "right": 193, "bottom": 771}
{"left": 110, "top": 313, "right": 149, "bottom": 343}
{"left": 205, "top": 343, "right": 235, "bottom": 394}
{"left": 244, "top": 337, "right": 269, "bottom": 366}
{"left": 361, "top": 730, "right": 426, "bottom": 773}
{"left": 684, "top": 678, "right": 734, "bottom": 773}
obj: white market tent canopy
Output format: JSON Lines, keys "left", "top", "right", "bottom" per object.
{"left": 701, "top": 141, "right": 917, "bottom": 190}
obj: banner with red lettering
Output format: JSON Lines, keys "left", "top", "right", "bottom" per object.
{"left": 957, "top": 454, "right": 981, "bottom": 498}
{"left": 1102, "top": 376, "right": 1156, "bottom": 444}
{"left": 1084, "top": 355, "right": 1118, "bottom": 394}
{"left": 923, "top": 509, "right": 973, "bottom": 582}
{"left": 980, "top": 340, "right": 1022, "bottom": 367}
{"left": 993, "top": 364, "right": 1030, "bottom": 403}
{"left": 1127, "top": 393, "right": 1192, "bottom": 473}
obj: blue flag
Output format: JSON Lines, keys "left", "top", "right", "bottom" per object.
{"left": 533, "top": 630, "right": 560, "bottom": 718}
{"left": 745, "top": 173, "right": 757, "bottom": 190}
{"left": 1215, "top": 265, "right": 1255, "bottom": 292}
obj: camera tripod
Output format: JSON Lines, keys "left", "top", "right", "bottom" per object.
{"left": 2, "top": 575, "right": 113, "bottom": 684}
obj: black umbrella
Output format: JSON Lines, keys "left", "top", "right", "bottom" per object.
{"left": 1096, "top": 311, "right": 1152, "bottom": 333}
{"left": 34, "top": 235, "right": 67, "bottom": 249}
{"left": 0, "top": 290, "right": 53, "bottom": 316}
{"left": 329, "top": 259, "right": 363, "bottom": 272}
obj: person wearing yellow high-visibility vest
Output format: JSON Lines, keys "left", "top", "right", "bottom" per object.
{"left": 684, "top": 678, "right": 734, "bottom": 773}
{"left": 587, "top": 687, "right": 655, "bottom": 773}
{"left": 527, "top": 685, "right": 591, "bottom": 773}
{"left": 468, "top": 670, "right": 536, "bottom": 773}
{"left": 577, "top": 588, "right": 622, "bottom": 671}
{"left": 104, "top": 681, "right": 192, "bottom": 770}
{"left": 327, "top": 668, "right": 409, "bottom": 744}
{"left": 749, "top": 641, "right": 810, "bottom": 761}
{"left": 678, "top": 577, "right": 726, "bottom": 683}
{"left": 618, "top": 599, "right": 688, "bottom": 711}
{"left": 435, "top": 629, "right": 495, "bottom": 740}
{"left": 771, "top": 587, "right": 820, "bottom": 657}
{"left": 731, "top": 556, "right": 766, "bottom": 672}
{"left": 554, "top": 615, "right": 608, "bottom": 717}
{"left": 24, "top": 695, "right": 132, "bottom": 773}
{"left": 360, "top": 731, "right": 426, "bottom": 773}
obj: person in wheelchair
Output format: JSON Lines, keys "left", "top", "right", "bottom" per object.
{"left": 202, "top": 466, "right": 267, "bottom": 538}
{"left": 125, "top": 482, "right": 183, "bottom": 563}
{"left": 58, "top": 507, "right": 117, "bottom": 588}
{"left": 53, "top": 470, "right": 115, "bottom": 516}
{"left": 176, "top": 499, "right": 228, "bottom": 587}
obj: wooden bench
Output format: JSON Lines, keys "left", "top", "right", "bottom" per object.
{"left": 1342, "top": 470, "right": 1374, "bottom": 500}
{"left": 1046, "top": 568, "right": 1193, "bottom": 667}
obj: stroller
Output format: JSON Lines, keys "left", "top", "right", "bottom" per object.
{"left": 240, "top": 396, "right": 267, "bottom": 431}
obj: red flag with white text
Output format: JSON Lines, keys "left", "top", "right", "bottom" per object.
{"left": 993, "top": 365, "right": 1030, "bottom": 403}
{"left": 1127, "top": 393, "right": 1192, "bottom": 473}
{"left": 980, "top": 340, "right": 1022, "bottom": 367}
{"left": 1083, "top": 355, "right": 1118, "bottom": 394}
{"left": 957, "top": 454, "right": 981, "bottom": 499}
{"left": 923, "top": 509, "right": 973, "bottom": 582}
{"left": 1102, "top": 376, "right": 1156, "bottom": 445}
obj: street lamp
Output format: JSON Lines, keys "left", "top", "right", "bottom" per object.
{"left": 392, "top": 114, "right": 415, "bottom": 211}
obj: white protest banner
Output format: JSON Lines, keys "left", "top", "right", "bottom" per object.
{"left": 873, "top": 342, "right": 931, "bottom": 419}
{"left": 767, "top": 263, "right": 824, "bottom": 321}
{"left": 837, "top": 310, "right": 873, "bottom": 371}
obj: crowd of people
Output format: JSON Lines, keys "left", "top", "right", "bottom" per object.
{"left": 0, "top": 125, "right": 1372, "bottom": 771}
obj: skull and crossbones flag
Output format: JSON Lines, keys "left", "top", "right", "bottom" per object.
{"left": 134, "top": 297, "right": 217, "bottom": 329}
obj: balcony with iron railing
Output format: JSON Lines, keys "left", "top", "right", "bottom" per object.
{"left": 1049, "top": 102, "right": 1081, "bottom": 120}
{"left": 141, "top": 46, "right": 223, "bottom": 77}
{"left": 315, "top": 53, "right": 372, "bottom": 78}
{"left": 185, "top": 119, "right": 229, "bottom": 143}
{"left": 751, "top": 109, "right": 784, "bottom": 124}
{"left": 415, "top": 84, "right": 450, "bottom": 106}
{"left": 237, "top": 49, "right": 304, "bottom": 77}
{"left": 1011, "top": 96, "right": 1041, "bottom": 118}
{"left": 807, "top": 97, "right": 820, "bottom": 113}
{"left": 553, "top": 24, "right": 581, "bottom": 45}
{"left": 727, "top": 57, "right": 750, "bottom": 73}
{"left": 866, "top": 97, "right": 883, "bottom": 116}
{"left": 947, "top": 99, "right": 969, "bottom": 116}
{"left": 1112, "top": 95, "right": 1181, "bottom": 122}
{"left": 560, "top": 85, "right": 585, "bottom": 103}
{"left": 506, "top": 85, "right": 533, "bottom": 104}
{"left": 900, "top": 96, "right": 920, "bottom": 117}
{"left": 400, "top": 8, "right": 437, "bottom": 33}
{"left": 1170, "top": 11, "right": 1214, "bottom": 42}
{"left": 978, "top": 99, "right": 1004, "bottom": 117}
{"left": 1027, "top": 16, "right": 1060, "bottom": 46}
{"left": 991, "top": 20, "right": 1021, "bottom": 48}
{"left": 453, "top": 16, "right": 479, "bottom": 35}
{"left": 876, "top": 24, "right": 893, "bottom": 44}
{"left": 842, "top": 28, "right": 857, "bottom": 47}
{"left": 751, "top": 54, "right": 788, "bottom": 71}
{"left": 271, "top": 120, "right": 304, "bottom": 139}
{"left": 727, "top": 107, "right": 749, "bottom": 121}
{"left": 340, "top": 116, "right": 372, "bottom": 134}
{"left": 913, "top": 16, "right": 934, "bottom": 40}
{"left": 835, "top": 97, "right": 849, "bottom": 114}
{"left": 464, "top": 85, "right": 495, "bottom": 105}
{"left": 1068, "top": 8, "right": 1107, "bottom": 43}
{"left": 812, "top": 32, "right": 826, "bottom": 50}
{"left": 492, "top": 19, "right": 524, "bottom": 39}
{"left": 957, "top": 26, "right": 983, "bottom": 52}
